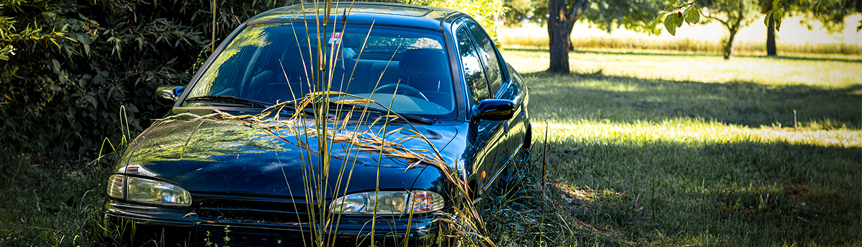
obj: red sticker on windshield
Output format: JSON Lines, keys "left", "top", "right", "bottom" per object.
{"left": 328, "top": 32, "right": 342, "bottom": 45}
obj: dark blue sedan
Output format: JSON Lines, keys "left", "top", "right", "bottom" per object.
{"left": 104, "top": 2, "right": 531, "bottom": 246}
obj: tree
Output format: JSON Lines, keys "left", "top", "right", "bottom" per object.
{"left": 709, "top": 0, "right": 758, "bottom": 59}
{"left": 658, "top": 0, "right": 757, "bottom": 60}
{"left": 666, "top": 0, "right": 861, "bottom": 58}
{"left": 761, "top": 0, "right": 777, "bottom": 56}
{"left": 507, "top": 0, "right": 663, "bottom": 74}
{"left": 762, "top": 0, "right": 862, "bottom": 56}
{"left": 547, "top": 0, "right": 589, "bottom": 73}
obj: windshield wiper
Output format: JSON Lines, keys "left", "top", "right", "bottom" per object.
{"left": 383, "top": 112, "right": 435, "bottom": 125}
{"left": 327, "top": 101, "right": 434, "bottom": 125}
{"left": 185, "top": 95, "right": 270, "bottom": 108}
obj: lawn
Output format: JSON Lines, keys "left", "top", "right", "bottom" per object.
{"left": 0, "top": 49, "right": 859, "bottom": 246}
{"left": 495, "top": 49, "right": 862, "bottom": 245}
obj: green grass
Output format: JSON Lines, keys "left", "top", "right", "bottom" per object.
{"left": 1, "top": 49, "right": 859, "bottom": 246}
{"left": 493, "top": 49, "right": 862, "bottom": 245}
{"left": 0, "top": 154, "right": 114, "bottom": 246}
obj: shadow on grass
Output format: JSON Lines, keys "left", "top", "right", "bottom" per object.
{"left": 534, "top": 135, "right": 861, "bottom": 245}
{"left": 512, "top": 67, "right": 862, "bottom": 245}
{"left": 506, "top": 47, "right": 862, "bottom": 63}
{"left": 526, "top": 72, "right": 862, "bottom": 129}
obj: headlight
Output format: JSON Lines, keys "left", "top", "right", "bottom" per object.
{"left": 105, "top": 175, "right": 192, "bottom": 207}
{"left": 107, "top": 174, "right": 125, "bottom": 199}
{"left": 330, "top": 190, "right": 444, "bottom": 215}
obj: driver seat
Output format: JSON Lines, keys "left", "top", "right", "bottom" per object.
{"left": 398, "top": 49, "right": 453, "bottom": 110}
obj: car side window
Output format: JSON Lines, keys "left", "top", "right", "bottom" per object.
{"left": 467, "top": 23, "right": 503, "bottom": 95}
{"left": 457, "top": 27, "right": 491, "bottom": 106}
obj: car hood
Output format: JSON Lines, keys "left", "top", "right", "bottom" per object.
{"left": 114, "top": 114, "right": 464, "bottom": 200}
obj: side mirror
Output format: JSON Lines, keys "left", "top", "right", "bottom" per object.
{"left": 156, "top": 86, "right": 184, "bottom": 102}
{"left": 472, "top": 99, "right": 515, "bottom": 121}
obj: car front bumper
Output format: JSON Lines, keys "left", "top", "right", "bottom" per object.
{"left": 104, "top": 200, "right": 439, "bottom": 246}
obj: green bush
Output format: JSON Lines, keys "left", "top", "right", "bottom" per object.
{"left": 0, "top": 0, "right": 293, "bottom": 161}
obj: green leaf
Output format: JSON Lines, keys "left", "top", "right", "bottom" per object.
{"left": 664, "top": 14, "right": 677, "bottom": 36}
{"left": 674, "top": 12, "right": 684, "bottom": 27}
{"left": 665, "top": 0, "right": 678, "bottom": 10}
{"left": 685, "top": 7, "right": 699, "bottom": 25}
{"left": 650, "top": 14, "right": 664, "bottom": 36}
{"left": 665, "top": 3, "right": 675, "bottom": 10}
{"left": 775, "top": 18, "right": 782, "bottom": 32}
{"left": 50, "top": 59, "right": 61, "bottom": 74}
{"left": 127, "top": 103, "right": 139, "bottom": 113}
{"left": 85, "top": 94, "right": 98, "bottom": 110}
{"left": 773, "top": 10, "right": 783, "bottom": 32}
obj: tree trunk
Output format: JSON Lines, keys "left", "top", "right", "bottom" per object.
{"left": 547, "top": 0, "right": 588, "bottom": 74}
{"left": 766, "top": 16, "right": 777, "bottom": 56}
{"left": 723, "top": 7, "right": 745, "bottom": 60}
{"left": 724, "top": 28, "right": 737, "bottom": 60}
{"left": 547, "top": 0, "right": 569, "bottom": 73}
{"left": 762, "top": 2, "right": 777, "bottom": 56}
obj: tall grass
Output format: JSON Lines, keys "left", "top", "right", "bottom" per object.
{"left": 0, "top": 153, "right": 114, "bottom": 246}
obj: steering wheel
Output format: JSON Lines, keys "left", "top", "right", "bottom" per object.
{"left": 372, "top": 83, "right": 428, "bottom": 101}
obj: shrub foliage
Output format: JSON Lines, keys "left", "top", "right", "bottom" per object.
{"left": 0, "top": 0, "right": 295, "bottom": 161}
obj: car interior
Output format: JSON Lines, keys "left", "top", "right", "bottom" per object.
{"left": 230, "top": 28, "right": 455, "bottom": 113}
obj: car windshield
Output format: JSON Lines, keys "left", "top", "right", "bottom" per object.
{"left": 182, "top": 22, "right": 455, "bottom": 117}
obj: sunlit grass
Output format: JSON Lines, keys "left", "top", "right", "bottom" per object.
{"left": 504, "top": 48, "right": 862, "bottom": 245}
{"left": 538, "top": 119, "right": 861, "bottom": 148}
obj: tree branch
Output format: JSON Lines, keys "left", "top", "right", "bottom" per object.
{"left": 704, "top": 11, "right": 731, "bottom": 30}
{"left": 565, "top": 0, "right": 589, "bottom": 22}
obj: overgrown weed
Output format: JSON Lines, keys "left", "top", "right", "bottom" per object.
{"left": 0, "top": 151, "right": 117, "bottom": 246}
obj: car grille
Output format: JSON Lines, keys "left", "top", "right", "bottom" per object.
{"left": 196, "top": 224, "right": 310, "bottom": 247}
{"left": 194, "top": 198, "right": 318, "bottom": 224}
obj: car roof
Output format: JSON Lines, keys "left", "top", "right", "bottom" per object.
{"left": 249, "top": 2, "right": 465, "bottom": 30}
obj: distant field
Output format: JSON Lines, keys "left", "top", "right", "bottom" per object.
{"left": 501, "top": 14, "right": 862, "bottom": 55}
{"left": 499, "top": 49, "right": 861, "bottom": 245}
{"left": 503, "top": 49, "right": 862, "bottom": 89}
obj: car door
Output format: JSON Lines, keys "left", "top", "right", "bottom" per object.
{"left": 466, "top": 22, "right": 529, "bottom": 185}
{"left": 456, "top": 22, "right": 509, "bottom": 195}
{"left": 455, "top": 24, "right": 507, "bottom": 194}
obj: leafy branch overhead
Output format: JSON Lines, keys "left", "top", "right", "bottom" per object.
{"left": 655, "top": 0, "right": 702, "bottom": 36}
{"left": 658, "top": 0, "right": 862, "bottom": 36}
{"left": 655, "top": 0, "right": 859, "bottom": 59}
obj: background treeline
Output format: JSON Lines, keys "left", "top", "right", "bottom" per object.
{"left": 502, "top": 34, "right": 862, "bottom": 55}
{"left": 0, "top": 0, "right": 299, "bottom": 162}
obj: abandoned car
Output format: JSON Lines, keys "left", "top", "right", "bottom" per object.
{"left": 104, "top": 2, "right": 531, "bottom": 246}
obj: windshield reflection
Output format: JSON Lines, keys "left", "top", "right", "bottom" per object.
{"left": 183, "top": 23, "right": 455, "bottom": 118}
